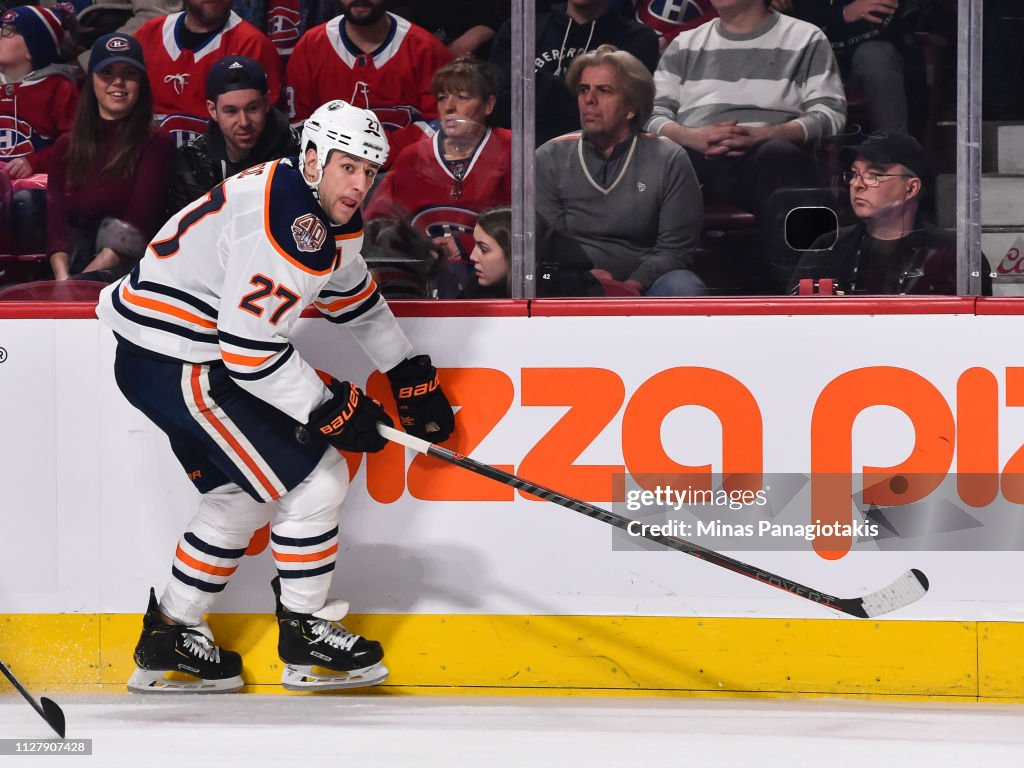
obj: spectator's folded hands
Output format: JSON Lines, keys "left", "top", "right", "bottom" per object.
{"left": 705, "top": 123, "right": 765, "bottom": 157}
{"left": 693, "top": 121, "right": 744, "bottom": 155}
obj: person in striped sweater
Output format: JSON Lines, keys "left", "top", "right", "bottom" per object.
{"left": 648, "top": 0, "right": 846, "bottom": 289}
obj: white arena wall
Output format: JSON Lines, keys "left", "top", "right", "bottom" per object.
{"left": 1, "top": 297, "right": 1022, "bottom": 698}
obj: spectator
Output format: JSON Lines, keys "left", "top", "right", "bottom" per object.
{"left": 364, "top": 57, "right": 510, "bottom": 261}
{"left": 0, "top": 6, "right": 79, "bottom": 179}
{"left": 362, "top": 215, "right": 446, "bottom": 299}
{"left": 490, "top": 0, "right": 659, "bottom": 146}
{"left": 47, "top": 33, "right": 174, "bottom": 281}
{"left": 648, "top": 0, "right": 845, "bottom": 291}
{"left": 633, "top": 0, "right": 717, "bottom": 51}
{"left": 230, "top": 0, "right": 336, "bottom": 64}
{"left": 167, "top": 55, "right": 298, "bottom": 215}
{"left": 129, "top": 0, "right": 283, "bottom": 147}
{"left": 536, "top": 45, "right": 705, "bottom": 296}
{"left": 781, "top": 0, "right": 909, "bottom": 135}
{"left": 787, "top": 133, "right": 991, "bottom": 295}
{"left": 75, "top": 0, "right": 180, "bottom": 65}
{"left": 392, "top": 0, "right": 506, "bottom": 59}
{"left": 286, "top": 0, "right": 452, "bottom": 167}
{"left": 464, "top": 205, "right": 602, "bottom": 298}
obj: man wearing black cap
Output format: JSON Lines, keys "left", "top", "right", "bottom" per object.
{"left": 788, "top": 133, "right": 991, "bottom": 295}
{"left": 167, "top": 55, "right": 298, "bottom": 215}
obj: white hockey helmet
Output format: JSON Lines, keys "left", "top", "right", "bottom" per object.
{"left": 300, "top": 99, "right": 389, "bottom": 188}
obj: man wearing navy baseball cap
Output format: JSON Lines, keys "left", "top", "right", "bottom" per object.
{"left": 788, "top": 133, "right": 991, "bottom": 295}
{"left": 167, "top": 55, "right": 299, "bottom": 215}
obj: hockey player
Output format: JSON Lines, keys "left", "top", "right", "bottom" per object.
{"left": 285, "top": 0, "right": 452, "bottom": 168}
{"left": 132, "top": 0, "right": 283, "bottom": 147}
{"left": 96, "top": 99, "right": 455, "bottom": 693}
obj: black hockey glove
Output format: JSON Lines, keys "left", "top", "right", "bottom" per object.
{"left": 386, "top": 355, "right": 454, "bottom": 443}
{"left": 307, "top": 377, "right": 393, "bottom": 453}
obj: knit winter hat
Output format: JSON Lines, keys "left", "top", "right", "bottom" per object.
{"left": 0, "top": 7, "right": 64, "bottom": 70}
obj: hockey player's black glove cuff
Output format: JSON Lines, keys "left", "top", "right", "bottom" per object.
{"left": 386, "top": 355, "right": 454, "bottom": 443}
{"left": 307, "top": 377, "right": 393, "bottom": 453}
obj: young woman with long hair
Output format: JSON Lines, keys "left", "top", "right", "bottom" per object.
{"left": 47, "top": 33, "right": 174, "bottom": 281}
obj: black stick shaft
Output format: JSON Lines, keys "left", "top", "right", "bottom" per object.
{"left": 422, "top": 443, "right": 852, "bottom": 613}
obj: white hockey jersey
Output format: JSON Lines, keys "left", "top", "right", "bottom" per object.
{"left": 96, "top": 157, "right": 413, "bottom": 424}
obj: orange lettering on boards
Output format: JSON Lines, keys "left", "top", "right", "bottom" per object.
{"left": 353, "top": 364, "right": 1024, "bottom": 563}
{"left": 407, "top": 368, "right": 515, "bottom": 501}
{"left": 364, "top": 370, "right": 402, "bottom": 503}
{"left": 518, "top": 368, "right": 625, "bottom": 502}
{"left": 811, "top": 367, "right": 954, "bottom": 559}
{"left": 622, "top": 367, "right": 763, "bottom": 495}
{"left": 958, "top": 367, "right": 999, "bottom": 507}
{"left": 1001, "top": 367, "right": 1024, "bottom": 503}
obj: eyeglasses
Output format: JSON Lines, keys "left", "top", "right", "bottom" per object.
{"left": 841, "top": 169, "right": 913, "bottom": 187}
{"left": 0, "top": 25, "right": 21, "bottom": 38}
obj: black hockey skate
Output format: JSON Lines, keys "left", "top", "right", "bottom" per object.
{"left": 127, "top": 588, "right": 244, "bottom": 694}
{"left": 272, "top": 576, "right": 388, "bottom": 691}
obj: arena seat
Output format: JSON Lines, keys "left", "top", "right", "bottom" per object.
{"left": 0, "top": 253, "right": 49, "bottom": 286}
{"left": 699, "top": 204, "right": 760, "bottom": 294}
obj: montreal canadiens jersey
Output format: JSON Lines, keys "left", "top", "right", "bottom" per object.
{"left": 0, "top": 72, "right": 79, "bottom": 173}
{"left": 636, "top": 0, "right": 716, "bottom": 42}
{"left": 95, "top": 157, "right": 413, "bottom": 424}
{"left": 286, "top": 13, "right": 452, "bottom": 162}
{"left": 135, "top": 11, "right": 284, "bottom": 147}
{"left": 365, "top": 127, "right": 512, "bottom": 257}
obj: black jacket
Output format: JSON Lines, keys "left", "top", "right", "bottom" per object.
{"left": 489, "top": 2, "right": 659, "bottom": 146}
{"left": 787, "top": 221, "right": 992, "bottom": 295}
{"left": 791, "top": 0, "right": 900, "bottom": 55}
{"left": 167, "top": 108, "right": 299, "bottom": 216}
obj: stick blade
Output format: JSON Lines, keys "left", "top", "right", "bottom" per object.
{"left": 854, "top": 568, "right": 930, "bottom": 618}
{"left": 39, "top": 697, "right": 65, "bottom": 739}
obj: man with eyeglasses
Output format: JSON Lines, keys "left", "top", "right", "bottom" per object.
{"left": 787, "top": 133, "right": 991, "bottom": 295}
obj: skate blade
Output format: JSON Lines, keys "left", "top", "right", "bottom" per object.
{"left": 281, "top": 662, "right": 389, "bottom": 691}
{"left": 127, "top": 667, "right": 244, "bottom": 694}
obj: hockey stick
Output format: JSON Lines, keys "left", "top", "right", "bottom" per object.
{"left": 377, "top": 424, "right": 929, "bottom": 618}
{"left": 0, "top": 661, "right": 65, "bottom": 738}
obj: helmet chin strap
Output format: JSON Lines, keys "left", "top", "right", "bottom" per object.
{"left": 302, "top": 158, "right": 325, "bottom": 205}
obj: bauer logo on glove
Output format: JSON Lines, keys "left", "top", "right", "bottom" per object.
{"left": 396, "top": 375, "right": 439, "bottom": 400}
{"left": 386, "top": 355, "right": 454, "bottom": 443}
{"left": 317, "top": 384, "right": 361, "bottom": 437}
{"left": 307, "top": 376, "right": 392, "bottom": 453}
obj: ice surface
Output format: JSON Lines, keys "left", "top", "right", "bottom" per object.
{"left": 2, "top": 693, "right": 1023, "bottom": 767}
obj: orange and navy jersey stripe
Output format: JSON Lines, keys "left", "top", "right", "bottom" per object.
{"left": 183, "top": 363, "right": 289, "bottom": 501}
{"left": 315, "top": 274, "right": 382, "bottom": 325}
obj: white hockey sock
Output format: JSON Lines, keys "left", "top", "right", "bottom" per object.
{"left": 161, "top": 483, "right": 271, "bottom": 626}
{"left": 272, "top": 449, "right": 348, "bottom": 615}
